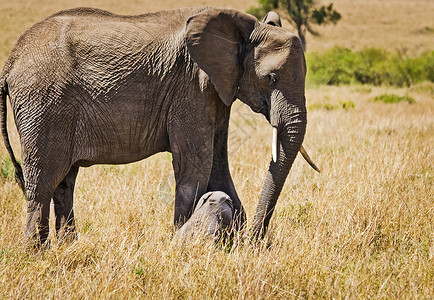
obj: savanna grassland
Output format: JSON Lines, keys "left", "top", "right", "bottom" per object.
{"left": 0, "top": 0, "right": 433, "bottom": 298}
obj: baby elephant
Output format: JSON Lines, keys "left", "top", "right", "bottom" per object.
{"left": 174, "top": 191, "right": 234, "bottom": 243}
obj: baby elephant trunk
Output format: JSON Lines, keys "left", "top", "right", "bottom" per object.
{"left": 174, "top": 191, "right": 234, "bottom": 243}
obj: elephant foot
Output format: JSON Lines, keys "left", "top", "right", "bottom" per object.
{"left": 55, "top": 213, "right": 78, "bottom": 246}
{"left": 173, "top": 191, "right": 234, "bottom": 244}
{"left": 56, "top": 225, "right": 78, "bottom": 246}
{"left": 24, "top": 204, "right": 50, "bottom": 252}
{"left": 24, "top": 232, "right": 51, "bottom": 252}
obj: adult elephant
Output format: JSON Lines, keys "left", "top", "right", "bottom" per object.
{"left": 0, "top": 7, "right": 316, "bottom": 248}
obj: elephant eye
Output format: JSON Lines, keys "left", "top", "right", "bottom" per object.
{"left": 267, "top": 73, "right": 278, "bottom": 86}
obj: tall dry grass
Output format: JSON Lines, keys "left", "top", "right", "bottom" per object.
{"left": 0, "top": 0, "right": 433, "bottom": 298}
{"left": 1, "top": 84, "right": 432, "bottom": 298}
{"left": 307, "top": 0, "right": 434, "bottom": 55}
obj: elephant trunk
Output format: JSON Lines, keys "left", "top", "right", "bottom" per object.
{"left": 250, "top": 92, "right": 307, "bottom": 241}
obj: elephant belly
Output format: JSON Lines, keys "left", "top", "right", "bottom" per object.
{"left": 72, "top": 101, "right": 170, "bottom": 166}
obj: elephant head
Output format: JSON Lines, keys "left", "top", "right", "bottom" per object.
{"left": 186, "top": 8, "right": 311, "bottom": 240}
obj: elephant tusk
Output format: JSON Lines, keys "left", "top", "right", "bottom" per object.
{"left": 300, "top": 145, "right": 320, "bottom": 172}
{"left": 272, "top": 127, "right": 278, "bottom": 163}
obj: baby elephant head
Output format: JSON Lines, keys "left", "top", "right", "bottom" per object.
{"left": 174, "top": 191, "right": 234, "bottom": 243}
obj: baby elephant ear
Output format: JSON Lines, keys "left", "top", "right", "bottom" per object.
{"left": 186, "top": 8, "right": 257, "bottom": 106}
{"left": 262, "top": 11, "right": 282, "bottom": 27}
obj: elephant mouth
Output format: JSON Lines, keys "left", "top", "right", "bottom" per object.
{"left": 261, "top": 105, "right": 270, "bottom": 121}
{"left": 254, "top": 95, "right": 271, "bottom": 121}
{"left": 255, "top": 104, "right": 269, "bottom": 122}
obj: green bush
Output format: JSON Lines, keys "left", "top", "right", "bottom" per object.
{"left": 1, "top": 157, "right": 15, "bottom": 180}
{"left": 306, "top": 47, "right": 434, "bottom": 87}
{"left": 339, "top": 100, "right": 355, "bottom": 110}
{"left": 308, "top": 100, "right": 355, "bottom": 111}
{"left": 372, "top": 94, "right": 415, "bottom": 104}
{"left": 307, "top": 47, "right": 357, "bottom": 85}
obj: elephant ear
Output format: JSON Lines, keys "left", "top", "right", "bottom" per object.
{"left": 262, "top": 11, "right": 282, "bottom": 27}
{"left": 186, "top": 8, "right": 257, "bottom": 106}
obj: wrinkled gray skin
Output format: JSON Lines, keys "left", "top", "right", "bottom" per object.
{"left": 174, "top": 191, "right": 234, "bottom": 243}
{"left": 0, "top": 7, "right": 307, "bottom": 248}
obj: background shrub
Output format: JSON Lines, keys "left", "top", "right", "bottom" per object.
{"left": 306, "top": 47, "right": 434, "bottom": 87}
{"left": 1, "top": 157, "right": 15, "bottom": 181}
{"left": 372, "top": 94, "right": 416, "bottom": 104}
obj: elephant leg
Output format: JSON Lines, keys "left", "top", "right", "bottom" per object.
{"left": 53, "top": 165, "right": 79, "bottom": 243}
{"left": 20, "top": 126, "right": 75, "bottom": 249}
{"left": 207, "top": 103, "right": 246, "bottom": 231}
{"left": 171, "top": 148, "right": 213, "bottom": 226}
{"left": 24, "top": 185, "right": 52, "bottom": 249}
{"left": 173, "top": 182, "right": 209, "bottom": 226}
{"left": 23, "top": 163, "right": 63, "bottom": 249}
{"left": 168, "top": 100, "right": 215, "bottom": 227}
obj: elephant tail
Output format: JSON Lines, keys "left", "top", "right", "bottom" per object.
{"left": 0, "top": 81, "right": 25, "bottom": 192}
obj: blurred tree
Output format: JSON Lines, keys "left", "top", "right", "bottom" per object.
{"left": 247, "top": 0, "right": 342, "bottom": 52}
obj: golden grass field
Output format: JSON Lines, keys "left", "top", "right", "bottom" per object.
{"left": 0, "top": 0, "right": 433, "bottom": 298}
